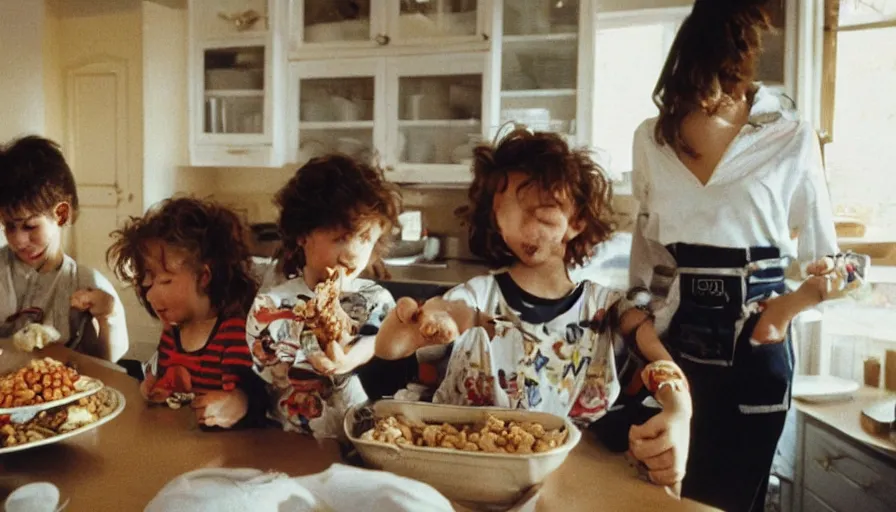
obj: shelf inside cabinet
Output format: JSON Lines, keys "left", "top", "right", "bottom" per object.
{"left": 299, "top": 121, "right": 375, "bottom": 130}
{"left": 501, "top": 89, "right": 576, "bottom": 98}
{"left": 503, "top": 33, "right": 578, "bottom": 45}
{"left": 205, "top": 89, "right": 265, "bottom": 98}
{"left": 398, "top": 119, "right": 482, "bottom": 128}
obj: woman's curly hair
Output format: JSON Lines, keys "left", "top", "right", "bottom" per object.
{"left": 276, "top": 154, "right": 401, "bottom": 273}
{"left": 107, "top": 197, "right": 258, "bottom": 318}
{"left": 459, "top": 128, "right": 615, "bottom": 268}
{"left": 653, "top": 0, "right": 772, "bottom": 157}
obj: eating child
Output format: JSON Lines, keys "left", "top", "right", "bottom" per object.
{"left": 246, "top": 155, "right": 400, "bottom": 438}
{"left": 375, "top": 129, "right": 692, "bottom": 488}
{"left": 107, "top": 197, "right": 259, "bottom": 429}
{"left": 0, "top": 135, "right": 128, "bottom": 361}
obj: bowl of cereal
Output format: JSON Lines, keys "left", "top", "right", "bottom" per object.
{"left": 344, "top": 400, "right": 581, "bottom": 507}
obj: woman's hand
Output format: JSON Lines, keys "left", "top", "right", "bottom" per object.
{"left": 191, "top": 389, "right": 249, "bottom": 428}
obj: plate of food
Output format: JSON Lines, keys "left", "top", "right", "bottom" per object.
{"left": 0, "top": 357, "right": 104, "bottom": 418}
{"left": 345, "top": 400, "right": 581, "bottom": 507}
{"left": 792, "top": 374, "right": 860, "bottom": 403}
{"left": 0, "top": 387, "right": 125, "bottom": 454}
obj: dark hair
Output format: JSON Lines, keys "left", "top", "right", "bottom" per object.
{"left": 275, "top": 154, "right": 401, "bottom": 271}
{"left": 653, "top": 0, "right": 772, "bottom": 157}
{"left": 107, "top": 196, "right": 258, "bottom": 318}
{"left": 0, "top": 136, "right": 80, "bottom": 220}
{"left": 459, "top": 129, "right": 615, "bottom": 268}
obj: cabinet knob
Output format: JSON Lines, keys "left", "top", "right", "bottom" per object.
{"left": 375, "top": 34, "right": 391, "bottom": 45}
{"left": 385, "top": 165, "right": 395, "bottom": 172}
{"left": 481, "top": 33, "right": 489, "bottom": 41}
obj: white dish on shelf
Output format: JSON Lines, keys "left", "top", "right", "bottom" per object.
{"left": 792, "top": 375, "right": 860, "bottom": 403}
{"left": 0, "top": 387, "right": 126, "bottom": 455}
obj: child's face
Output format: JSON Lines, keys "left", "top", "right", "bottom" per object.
{"left": 493, "top": 172, "right": 583, "bottom": 267}
{"left": 301, "top": 218, "right": 384, "bottom": 281}
{"left": 141, "top": 241, "right": 212, "bottom": 325}
{"left": 0, "top": 205, "right": 67, "bottom": 269}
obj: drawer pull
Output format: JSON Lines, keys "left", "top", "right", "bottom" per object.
{"left": 815, "top": 455, "right": 876, "bottom": 492}
{"left": 226, "top": 148, "right": 250, "bottom": 155}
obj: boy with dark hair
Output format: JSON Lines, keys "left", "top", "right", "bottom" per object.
{"left": 0, "top": 135, "right": 128, "bottom": 361}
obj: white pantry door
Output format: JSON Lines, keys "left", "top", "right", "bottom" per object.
{"left": 64, "top": 58, "right": 135, "bottom": 273}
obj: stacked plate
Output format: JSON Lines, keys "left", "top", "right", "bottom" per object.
{"left": 0, "top": 360, "right": 126, "bottom": 455}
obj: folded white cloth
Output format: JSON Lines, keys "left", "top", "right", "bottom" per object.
{"left": 144, "top": 464, "right": 454, "bottom": 512}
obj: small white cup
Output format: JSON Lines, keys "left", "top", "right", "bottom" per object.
{"left": 4, "top": 482, "right": 60, "bottom": 512}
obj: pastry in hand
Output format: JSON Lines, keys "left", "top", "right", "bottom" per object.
{"left": 12, "top": 324, "right": 62, "bottom": 353}
{"left": 295, "top": 268, "right": 358, "bottom": 349}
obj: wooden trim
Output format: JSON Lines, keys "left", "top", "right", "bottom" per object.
{"left": 835, "top": 19, "right": 896, "bottom": 32}
{"left": 819, "top": 0, "right": 839, "bottom": 145}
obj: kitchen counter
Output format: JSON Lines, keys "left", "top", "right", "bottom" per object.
{"left": 794, "top": 387, "right": 896, "bottom": 454}
{"left": 0, "top": 344, "right": 717, "bottom": 511}
{"left": 382, "top": 259, "right": 492, "bottom": 287}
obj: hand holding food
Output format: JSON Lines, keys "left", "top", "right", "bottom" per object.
{"left": 376, "top": 297, "right": 476, "bottom": 360}
{"left": 295, "top": 268, "right": 358, "bottom": 349}
{"left": 12, "top": 324, "right": 61, "bottom": 352}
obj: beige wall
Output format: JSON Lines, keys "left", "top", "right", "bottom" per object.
{"left": 142, "top": 0, "right": 188, "bottom": 211}
{"left": 0, "top": 0, "right": 46, "bottom": 142}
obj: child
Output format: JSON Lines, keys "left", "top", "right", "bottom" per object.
{"left": 246, "top": 155, "right": 400, "bottom": 438}
{"left": 375, "top": 129, "right": 692, "bottom": 488}
{"left": 0, "top": 136, "right": 128, "bottom": 361}
{"left": 107, "top": 197, "right": 259, "bottom": 429}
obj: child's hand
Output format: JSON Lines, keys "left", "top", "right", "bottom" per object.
{"left": 191, "top": 389, "right": 249, "bottom": 428}
{"left": 70, "top": 288, "right": 116, "bottom": 319}
{"left": 139, "top": 372, "right": 158, "bottom": 401}
{"left": 628, "top": 407, "right": 690, "bottom": 492}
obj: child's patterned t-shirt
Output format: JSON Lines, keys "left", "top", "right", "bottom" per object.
{"left": 246, "top": 276, "right": 394, "bottom": 438}
{"left": 430, "top": 273, "right": 627, "bottom": 427}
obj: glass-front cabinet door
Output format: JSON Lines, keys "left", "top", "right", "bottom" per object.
{"left": 756, "top": 0, "right": 794, "bottom": 95}
{"left": 386, "top": 0, "right": 483, "bottom": 44}
{"left": 386, "top": 53, "right": 488, "bottom": 183}
{"left": 498, "top": 0, "right": 581, "bottom": 141}
{"left": 290, "top": 0, "right": 382, "bottom": 54}
{"left": 198, "top": 42, "right": 270, "bottom": 143}
{"left": 288, "top": 58, "right": 385, "bottom": 164}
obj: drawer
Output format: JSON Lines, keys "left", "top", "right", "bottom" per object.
{"left": 191, "top": 144, "right": 278, "bottom": 167}
{"left": 803, "top": 490, "right": 836, "bottom": 512}
{"left": 803, "top": 421, "right": 896, "bottom": 512}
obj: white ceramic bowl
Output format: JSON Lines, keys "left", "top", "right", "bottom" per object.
{"left": 4, "top": 482, "right": 59, "bottom": 512}
{"left": 345, "top": 400, "right": 581, "bottom": 507}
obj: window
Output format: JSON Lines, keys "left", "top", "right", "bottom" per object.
{"left": 822, "top": 0, "right": 896, "bottom": 240}
{"left": 590, "top": 8, "right": 689, "bottom": 193}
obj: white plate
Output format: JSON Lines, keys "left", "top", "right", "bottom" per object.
{"left": 0, "top": 387, "right": 125, "bottom": 455}
{"left": 792, "top": 375, "right": 860, "bottom": 403}
{"left": 0, "top": 376, "right": 104, "bottom": 418}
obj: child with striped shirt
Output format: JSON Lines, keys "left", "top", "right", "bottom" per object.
{"left": 108, "top": 197, "right": 260, "bottom": 429}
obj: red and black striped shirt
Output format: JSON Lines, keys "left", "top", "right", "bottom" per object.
{"left": 156, "top": 317, "right": 253, "bottom": 392}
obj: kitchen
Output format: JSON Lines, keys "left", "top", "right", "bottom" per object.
{"left": 1, "top": 0, "right": 896, "bottom": 511}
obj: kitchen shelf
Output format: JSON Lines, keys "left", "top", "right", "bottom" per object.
{"left": 500, "top": 89, "right": 576, "bottom": 98}
{"left": 398, "top": 119, "right": 482, "bottom": 128}
{"left": 204, "top": 89, "right": 265, "bottom": 98}
{"left": 299, "top": 121, "right": 375, "bottom": 130}
{"left": 503, "top": 33, "right": 578, "bottom": 44}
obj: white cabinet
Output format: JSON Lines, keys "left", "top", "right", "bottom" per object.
{"left": 489, "top": 0, "right": 593, "bottom": 145}
{"left": 289, "top": 0, "right": 490, "bottom": 58}
{"left": 188, "top": 0, "right": 287, "bottom": 167}
{"left": 289, "top": 52, "right": 491, "bottom": 184}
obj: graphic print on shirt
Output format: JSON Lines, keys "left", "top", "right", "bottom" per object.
{"left": 433, "top": 277, "right": 622, "bottom": 427}
{"left": 246, "top": 278, "right": 393, "bottom": 438}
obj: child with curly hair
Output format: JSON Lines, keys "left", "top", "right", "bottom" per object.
{"left": 376, "top": 129, "right": 693, "bottom": 490}
{"left": 107, "top": 197, "right": 260, "bottom": 429}
{"left": 246, "top": 155, "right": 400, "bottom": 438}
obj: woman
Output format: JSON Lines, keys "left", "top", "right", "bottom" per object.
{"left": 629, "top": 1, "right": 860, "bottom": 510}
